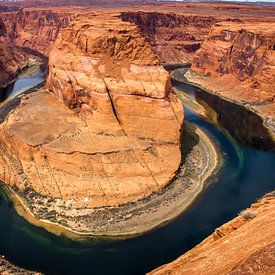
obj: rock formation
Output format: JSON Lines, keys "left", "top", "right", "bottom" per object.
{"left": 0, "top": 14, "right": 183, "bottom": 210}
{"left": 0, "top": 9, "right": 72, "bottom": 56}
{"left": 0, "top": 17, "right": 27, "bottom": 86}
{"left": 121, "top": 12, "right": 217, "bottom": 64}
{"left": 188, "top": 21, "right": 275, "bottom": 134}
{"left": 150, "top": 193, "right": 275, "bottom": 275}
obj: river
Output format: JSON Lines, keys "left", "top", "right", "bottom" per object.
{"left": 0, "top": 66, "right": 274, "bottom": 274}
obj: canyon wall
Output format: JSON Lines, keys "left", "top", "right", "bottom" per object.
{"left": 0, "top": 17, "right": 27, "bottom": 86}
{"left": 150, "top": 193, "right": 275, "bottom": 275}
{"left": 0, "top": 14, "right": 184, "bottom": 210}
{"left": 0, "top": 9, "right": 72, "bottom": 56}
{"left": 121, "top": 12, "right": 217, "bottom": 64}
{"left": 188, "top": 21, "right": 275, "bottom": 132}
{"left": 0, "top": 9, "right": 218, "bottom": 63}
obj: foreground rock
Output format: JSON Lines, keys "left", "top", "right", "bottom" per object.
{"left": 0, "top": 255, "right": 41, "bottom": 275}
{"left": 187, "top": 22, "right": 275, "bottom": 136}
{"left": 150, "top": 192, "right": 275, "bottom": 275}
{"left": 0, "top": 17, "right": 27, "bottom": 86}
{"left": 0, "top": 14, "right": 183, "bottom": 232}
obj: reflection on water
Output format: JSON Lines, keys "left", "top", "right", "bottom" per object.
{"left": 0, "top": 67, "right": 45, "bottom": 106}
{"left": 0, "top": 67, "right": 274, "bottom": 275}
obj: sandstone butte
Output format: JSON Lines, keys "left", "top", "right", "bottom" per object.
{"left": 188, "top": 21, "right": 275, "bottom": 134}
{"left": 0, "top": 13, "right": 184, "bottom": 209}
{"left": 150, "top": 193, "right": 275, "bottom": 275}
{"left": 0, "top": 17, "right": 27, "bottom": 86}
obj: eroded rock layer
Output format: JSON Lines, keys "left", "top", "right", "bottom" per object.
{"left": 47, "top": 14, "right": 183, "bottom": 142}
{"left": 0, "top": 14, "right": 183, "bottom": 209}
{"left": 121, "top": 12, "right": 217, "bottom": 64}
{"left": 0, "top": 9, "right": 72, "bottom": 55}
{"left": 0, "top": 17, "right": 27, "bottom": 86}
{"left": 150, "top": 193, "right": 275, "bottom": 275}
{"left": 188, "top": 22, "right": 275, "bottom": 133}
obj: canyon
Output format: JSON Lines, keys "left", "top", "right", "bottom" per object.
{"left": 0, "top": 1, "right": 274, "bottom": 273}
{"left": 188, "top": 21, "right": 275, "bottom": 136}
{"left": 120, "top": 11, "right": 218, "bottom": 64}
{"left": 0, "top": 8, "right": 72, "bottom": 56}
{"left": 0, "top": 17, "right": 27, "bottom": 86}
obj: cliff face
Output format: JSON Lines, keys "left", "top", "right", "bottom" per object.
{"left": 0, "top": 9, "right": 72, "bottom": 56}
{"left": 150, "top": 193, "right": 275, "bottom": 275}
{"left": 189, "top": 22, "right": 275, "bottom": 130}
{"left": 0, "top": 14, "right": 183, "bottom": 209}
{"left": 0, "top": 17, "right": 27, "bottom": 86}
{"left": 47, "top": 14, "right": 183, "bottom": 142}
{"left": 121, "top": 12, "right": 217, "bottom": 64}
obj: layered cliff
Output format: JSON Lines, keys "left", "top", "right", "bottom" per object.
{"left": 0, "top": 9, "right": 72, "bottom": 56}
{"left": 0, "top": 14, "right": 183, "bottom": 215}
{"left": 0, "top": 17, "right": 27, "bottom": 86}
{"left": 188, "top": 22, "right": 275, "bottom": 133}
{"left": 121, "top": 12, "right": 217, "bottom": 64}
{"left": 150, "top": 193, "right": 275, "bottom": 275}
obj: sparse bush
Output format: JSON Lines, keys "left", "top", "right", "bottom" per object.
{"left": 239, "top": 209, "right": 256, "bottom": 220}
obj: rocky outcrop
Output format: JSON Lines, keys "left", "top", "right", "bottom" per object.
{"left": 0, "top": 14, "right": 183, "bottom": 211}
{"left": 0, "top": 9, "right": 72, "bottom": 56}
{"left": 47, "top": 14, "right": 183, "bottom": 142}
{"left": 0, "top": 17, "right": 27, "bottom": 86}
{"left": 188, "top": 22, "right": 275, "bottom": 134}
{"left": 121, "top": 12, "right": 217, "bottom": 64}
{"left": 150, "top": 193, "right": 275, "bottom": 275}
{"left": 0, "top": 255, "right": 41, "bottom": 275}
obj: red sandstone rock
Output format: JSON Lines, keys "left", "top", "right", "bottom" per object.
{"left": 47, "top": 14, "right": 183, "bottom": 143}
{"left": 188, "top": 22, "right": 275, "bottom": 132}
{"left": 150, "top": 193, "right": 275, "bottom": 275}
{"left": 0, "top": 14, "right": 184, "bottom": 209}
{"left": 121, "top": 12, "right": 217, "bottom": 64}
{"left": 0, "top": 9, "right": 72, "bottom": 56}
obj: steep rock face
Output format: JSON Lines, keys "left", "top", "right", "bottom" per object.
{"left": 0, "top": 15, "right": 183, "bottom": 209}
{"left": 47, "top": 15, "right": 183, "bottom": 143}
{"left": 121, "top": 12, "right": 217, "bottom": 64}
{"left": 189, "top": 22, "right": 275, "bottom": 131}
{"left": 150, "top": 193, "right": 275, "bottom": 275}
{"left": 0, "top": 17, "right": 27, "bottom": 86}
{"left": 0, "top": 9, "right": 72, "bottom": 56}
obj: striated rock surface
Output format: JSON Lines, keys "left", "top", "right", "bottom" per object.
{"left": 0, "top": 17, "right": 27, "bottom": 86}
{"left": 47, "top": 14, "right": 183, "bottom": 142}
{"left": 0, "top": 9, "right": 72, "bottom": 56}
{"left": 121, "top": 12, "right": 217, "bottom": 64}
{"left": 188, "top": 22, "right": 275, "bottom": 134}
{"left": 150, "top": 193, "right": 275, "bottom": 275}
{"left": 0, "top": 14, "right": 183, "bottom": 210}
